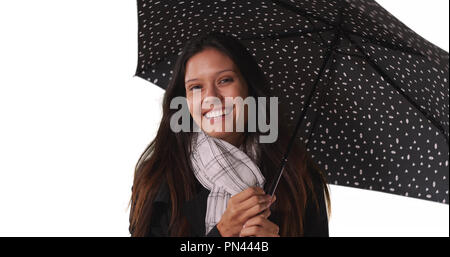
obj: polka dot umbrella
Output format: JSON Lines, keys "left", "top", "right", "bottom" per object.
{"left": 135, "top": 0, "right": 449, "bottom": 204}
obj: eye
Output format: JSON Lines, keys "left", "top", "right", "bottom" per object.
{"left": 189, "top": 85, "right": 202, "bottom": 91}
{"left": 219, "top": 78, "right": 233, "bottom": 84}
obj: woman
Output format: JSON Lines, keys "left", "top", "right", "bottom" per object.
{"left": 129, "top": 31, "right": 331, "bottom": 237}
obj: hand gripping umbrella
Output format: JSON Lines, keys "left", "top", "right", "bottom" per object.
{"left": 135, "top": 0, "right": 449, "bottom": 204}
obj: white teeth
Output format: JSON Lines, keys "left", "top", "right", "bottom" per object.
{"left": 204, "top": 107, "right": 232, "bottom": 119}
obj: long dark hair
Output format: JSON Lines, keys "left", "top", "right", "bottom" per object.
{"left": 129, "top": 31, "right": 330, "bottom": 236}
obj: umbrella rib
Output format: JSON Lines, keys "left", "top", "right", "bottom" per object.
{"left": 303, "top": 2, "right": 346, "bottom": 149}
{"left": 342, "top": 31, "right": 450, "bottom": 147}
{"left": 305, "top": 52, "right": 339, "bottom": 152}
{"left": 342, "top": 29, "right": 425, "bottom": 57}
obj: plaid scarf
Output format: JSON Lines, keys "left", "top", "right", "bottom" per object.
{"left": 190, "top": 130, "right": 265, "bottom": 235}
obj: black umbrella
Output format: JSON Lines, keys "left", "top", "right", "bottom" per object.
{"left": 135, "top": 0, "right": 449, "bottom": 204}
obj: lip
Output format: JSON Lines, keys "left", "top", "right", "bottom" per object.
{"left": 203, "top": 106, "right": 234, "bottom": 120}
{"left": 201, "top": 108, "right": 222, "bottom": 116}
{"left": 201, "top": 102, "right": 235, "bottom": 115}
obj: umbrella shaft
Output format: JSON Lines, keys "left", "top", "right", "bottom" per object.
{"left": 267, "top": 27, "right": 340, "bottom": 197}
{"left": 268, "top": 158, "right": 287, "bottom": 197}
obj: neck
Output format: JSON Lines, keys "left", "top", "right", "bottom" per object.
{"left": 222, "top": 132, "right": 246, "bottom": 148}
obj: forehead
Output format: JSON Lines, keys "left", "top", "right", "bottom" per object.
{"left": 185, "top": 48, "right": 236, "bottom": 77}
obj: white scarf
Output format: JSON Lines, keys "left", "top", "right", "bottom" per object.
{"left": 190, "top": 130, "right": 265, "bottom": 235}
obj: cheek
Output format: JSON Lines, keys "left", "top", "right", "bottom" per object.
{"left": 233, "top": 93, "right": 249, "bottom": 121}
{"left": 187, "top": 97, "right": 192, "bottom": 113}
{"left": 235, "top": 80, "right": 248, "bottom": 98}
{"left": 187, "top": 96, "right": 201, "bottom": 119}
{"left": 226, "top": 82, "right": 248, "bottom": 99}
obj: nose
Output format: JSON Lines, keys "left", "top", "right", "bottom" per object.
{"left": 201, "top": 85, "right": 226, "bottom": 116}
{"left": 202, "top": 84, "right": 223, "bottom": 106}
{"left": 203, "top": 84, "right": 218, "bottom": 98}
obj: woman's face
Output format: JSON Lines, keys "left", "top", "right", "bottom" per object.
{"left": 185, "top": 47, "right": 248, "bottom": 147}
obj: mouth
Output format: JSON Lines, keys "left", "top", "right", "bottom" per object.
{"left": 203, "top": 106, "right": 234, "bottom": 120}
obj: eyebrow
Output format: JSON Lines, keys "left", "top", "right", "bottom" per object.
{"left": 185, "top": 69, "right": 235, "bottom": 84}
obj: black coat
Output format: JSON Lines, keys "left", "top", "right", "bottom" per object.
{"left": 129, "top": 171, "right": 329, "bottom": 237}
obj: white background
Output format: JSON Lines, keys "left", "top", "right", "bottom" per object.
{"left": 0, "top": 0, "right": 448, "bottom": 236}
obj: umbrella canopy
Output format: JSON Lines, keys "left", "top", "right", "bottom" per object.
{"left": 135, "top": 0, "right": 449, "bottom": 204}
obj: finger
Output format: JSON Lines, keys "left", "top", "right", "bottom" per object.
{"left": 255, "top": 207, "right": 271, "bottom": 219}
{"left": 231, "top": 186, "right": 265, "bottom": 204}
{"left": 237, "top": 194, "right": 272, "bottom": 213}
{"left": 268, "top": 194, "right": 277, "bottom": 204}
{"left": 239, "top": 225, "right": 262, "bottom": 237}
{"left": 243, "top": 216, "right": 279, "bottom": 235}
{"left": 262, "top": 208, "right": 271, "bottom": 219}
{"left": 243, "top": 215, "right": 270, "bottom": 229}
{"left": 240, "top": 224, "right": 279, "bottom": 237}
{"left": 241, "top": 197, "right": 275, "bottom": 221}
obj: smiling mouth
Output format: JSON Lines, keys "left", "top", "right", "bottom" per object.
{"left": 203, "top": 106, "right": 234, "bottom": 120}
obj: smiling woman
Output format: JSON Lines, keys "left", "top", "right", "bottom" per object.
{"left": 128, "top": 31, "right": 331, "bottom": 237}
{"left": 184, "top": 47, "right": 249, "bottom": 147}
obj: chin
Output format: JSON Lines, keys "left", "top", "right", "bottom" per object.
{"left": 203, "top": 130, "right": 230, "bottom": 139}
